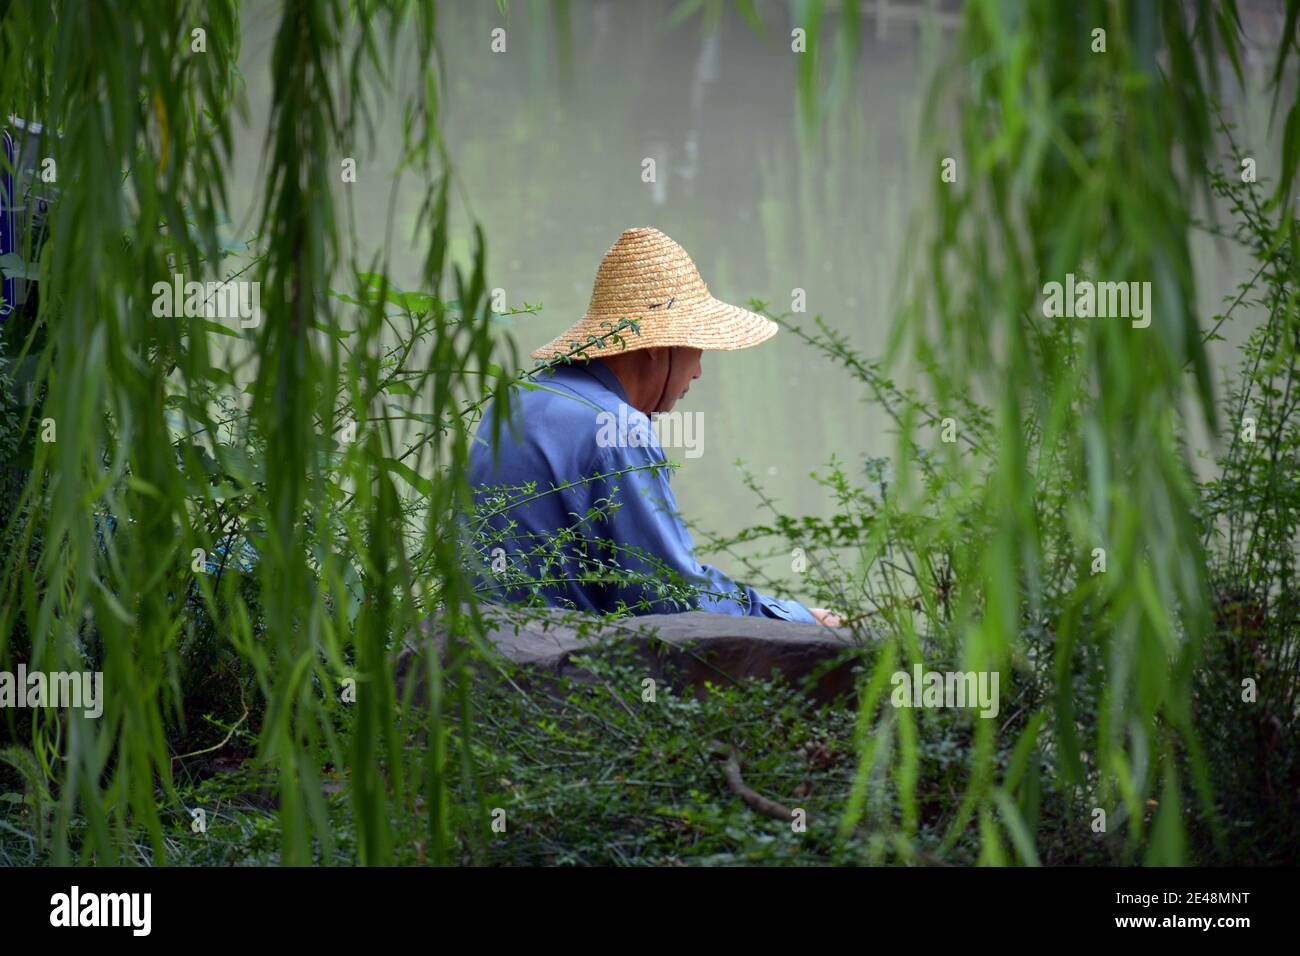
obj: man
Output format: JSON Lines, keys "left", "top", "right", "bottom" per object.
{"left": 468, "top": 226, "right": 838, "bottom": 626}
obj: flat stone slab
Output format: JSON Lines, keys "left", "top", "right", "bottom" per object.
{"left": 406, "top": 606, "right": 864, "bottom": 704}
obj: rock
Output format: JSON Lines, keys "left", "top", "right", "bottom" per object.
{"left": 400, "top": 605, "right": 864, "bottom": 705}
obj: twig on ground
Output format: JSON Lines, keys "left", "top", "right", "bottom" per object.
{"left": 708, "top": 739, "right": 796, "bottom": 823}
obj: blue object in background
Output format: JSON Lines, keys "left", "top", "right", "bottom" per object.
{"left": 1, "top": 126, "right": 14, "bottom": 320}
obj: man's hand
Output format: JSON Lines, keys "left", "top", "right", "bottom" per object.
{"left": 809, "top": 607, "right": 843, "bottom": 627}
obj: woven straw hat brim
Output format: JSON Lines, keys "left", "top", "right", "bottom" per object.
{"left": 530, "top": 227, "right": 779, "bottom": 361}
{"left": 530, "top": 298, "right": 778, "bottom": 361}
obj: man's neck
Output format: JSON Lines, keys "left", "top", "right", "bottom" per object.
{"left": 597, "top": 355, "right": 660, "bottom": 414}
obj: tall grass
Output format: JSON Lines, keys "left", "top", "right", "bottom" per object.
{"left": 0, "top": 0, "right": 509, "bottom": 865}
{"left": 770, "top": 0, "right": 1300, "bottom": 863}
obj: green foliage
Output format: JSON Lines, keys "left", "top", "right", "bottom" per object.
{"left": 1191, "top": 120, "right": 1300, "bottom": 863}
{"left": 881, "top": 0, "right": 1282, "bottom": 866}
{"left": 0, "top": 0, "right": 510, "bottom": 865}
{"left": 714, "top": 3, "right": 1300, "bottom": 858}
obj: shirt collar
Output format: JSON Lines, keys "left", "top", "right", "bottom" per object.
{"left": 571, "top": 359, "right": 630, "bottom": 404}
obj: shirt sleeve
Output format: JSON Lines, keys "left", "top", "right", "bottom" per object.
{"left": 591, "top": 442, "right": 817, "bottom": 624}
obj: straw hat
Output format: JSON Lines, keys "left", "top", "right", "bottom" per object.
{"left": 530, "top": 227, "right": 779, "bottom": 361}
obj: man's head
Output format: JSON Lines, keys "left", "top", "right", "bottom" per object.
{"left": 601, "top": 346, "right": 703, "bottom": 414}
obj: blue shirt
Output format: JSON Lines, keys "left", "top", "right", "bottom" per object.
{"left": 466, "top": 360, "right": 815, "bottom": 623}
